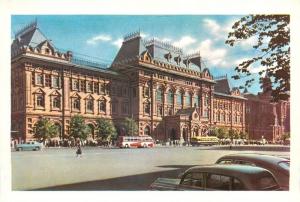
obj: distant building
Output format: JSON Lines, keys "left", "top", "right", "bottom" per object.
{"left": 11, "top": 21, "right": 289, "bottom": 143}
{"left": 244, "top": 76, "right": 290, "bottom": 142}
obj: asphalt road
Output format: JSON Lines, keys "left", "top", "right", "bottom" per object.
{"left": 11, "top": 145, "right": 290, "bottom": 191}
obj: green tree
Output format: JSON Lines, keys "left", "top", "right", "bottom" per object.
{"left": 217, "top": 127, "right": 228, "bottom": 139}
{"left": 239, "top": 131, "right": 248, "bottom": 139}
{"left": 122, "top": 117, "right": 138, "bottom": 136}
{"left": 33, "top": 118, "right": 59, "bottom": 141}
{"left": 228, "top": 129, "right": 238, "bottom": 140}
{"left": 226, "top": 15, "right": 290, "bottom": 101}
{"left": 209, "top": 127, "right": 219, "bottom": 137}
{"left": 95, "top": 118, "right": 117, "bottom": 141}
{"left": 69, "top": 115, "right": 90, "bottom": 140}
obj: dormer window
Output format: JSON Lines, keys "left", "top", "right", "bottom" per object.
{"left": 45, "top": 48, "right": 50, "bottom": 54}
{"left": 183, "top": 59, "right": 190, "bottom": 67}
{"left": 174, "top": 56, "right": 181, "bottom": 65}
{"left": 164, "top": 52, "right": 172, "bottom": 62}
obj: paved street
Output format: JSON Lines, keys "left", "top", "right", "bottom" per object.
{"left": 11, "top": 146, "right": 289, "bottom": 190}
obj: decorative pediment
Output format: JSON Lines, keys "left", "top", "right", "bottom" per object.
{"left": 84, "top": 94, "right": 95, "bottom": 100}
{"left": 98, "top": 96, "right": 107, "bottom": 101}
{"left": 50, "top": 90, "right": 61, "bottom": 96}
{"left": 33, "top": 88, "right": 45, "bottom": 94}
{"left": 70, "top": 92, "right": 81, "bottom": 98}
{"left": 37, "top": 40, "right": 55, "bottom": 55}
{"left": 141, "top": 50, "right": 152, "bottom": 62}
{"left": 231, "top": 88, "right": 241, "bottom": 96}
{"left": 202, "top": 68, "right": 211, "bottom": 79}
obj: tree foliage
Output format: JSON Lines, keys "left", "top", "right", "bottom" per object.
{"left": 33, "top": 118, "right": 59, "bottom": 141}
{"left": 226, "top": 15, "right": 290, "bottom": 102}
{"left": 216, "top": 127, "right": 228, "bottom": 139}
{"left": 69, "top": 115, "right": 90, "bottom": 140}
{"left": 122, "top": 117, "right": 138, "bottom": 136}
{"left": 95, "top": 118, "right": 117, "bottom": 141}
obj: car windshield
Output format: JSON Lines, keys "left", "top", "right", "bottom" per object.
{"left": 278, "top": 161, "right": 290, "bottom": 171}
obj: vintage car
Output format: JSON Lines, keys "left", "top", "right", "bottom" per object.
{"left": 215, "top": 153, "right": 289, "bottom": 190}
{"left": 150, "top": 164, "right": 281, "bottom": 191}
{"left": 16, "top": 141, "right": 43, "bottom": 151}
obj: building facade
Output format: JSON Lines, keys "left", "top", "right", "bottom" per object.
{"left": 11, "top": 22, "right": 289, "bottom": 143}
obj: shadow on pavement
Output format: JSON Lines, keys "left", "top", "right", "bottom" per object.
{"left": 33, "top": 165, "right": 195, "bottom": 191}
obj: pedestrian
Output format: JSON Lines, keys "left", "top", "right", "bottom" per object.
{"left": 76, "top": 143, "right": 82, "bottom": 158}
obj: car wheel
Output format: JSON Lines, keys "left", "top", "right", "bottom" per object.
{"left": 17, "top": 147, "right": 22, "bottom": 151}
{"left": 34, "top": 147, "right": 40, "bottom": 151}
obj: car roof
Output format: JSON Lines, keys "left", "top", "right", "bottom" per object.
{"left": 217, "top": 153, "right": 289, "bottom": 164}
{"left": 186, "top": 164, "right": 273, "bottom": 179}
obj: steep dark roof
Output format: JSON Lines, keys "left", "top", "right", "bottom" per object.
{"left": 112, "top": 34, "right": 203, "bottom": 72}
{"left": 12, "top": 23, "right": 56, "bottom": 53}
{"left": 214, "top": 78, "right": 231, "bottom": 94}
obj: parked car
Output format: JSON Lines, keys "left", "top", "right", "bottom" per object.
{"left": 16, "top": 141, "right": 43, "bottom": 151}
{"left": 215, "top": 153, "right": 289, "bottom": 190}
{"left": 150, "top": 164, "right": 280, "bottom": 191}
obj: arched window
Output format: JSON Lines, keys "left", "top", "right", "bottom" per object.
{"left": 53, "top": 96, "right": 61, "bottom": 108}
{"left": 144, "top": 102, "right": 150, "bottom": 114}
{"left": 193, "top": 95, "right": 199, "bottom": 107}
{"left": 144, "top": 126, "right": 150, "bottom": 136}
{"left": 36, "top": 95, "right": 44, "bottom": 107}
{"left": 73, "top": 98, "right": 80, "bottom": 110}
{"left": 177, "top": 91, "right": 183, "bottom": 105}
{"left": 143, "top": 86, "right": 150, "bottom": 97}
{"left": 156, "top": 88, "right": 163, "bottom": 102}
{"left": 185, "top": 92, "right": 191, "bottom": 106}
{"left": 87, "top": 99, "right": 94, "bottom": 111}
{"left": 167, "top": 89, "right": 174, "bottom": 104}
{"left": 99, "top": 100, "right": 106, "bottom": 112}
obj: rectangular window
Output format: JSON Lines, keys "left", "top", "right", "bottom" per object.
{"left": 122, "top": 102, "right": 128, "bottom": 114}
{"left": 52, "top": 76, "right": 59, "bottom": 88}
{"left": 36, "top": 74, "right": 43, "bottom": 85}
{"left": 122, "top": 87, "right": 128, "bottom": 97}
{"left": 80, "top": 80, "right": 86, "bottom": 92}
{"left": 112, "top": 102, "right": 117, "bottom": 114}
{"left": 94, "top": 83, "right": 99, "bottom": 94}
{"left": 87, "top": 81, "right": 93, "bottom": 92}
{"left": 72, "top": 80, "right": 79, "bottom": 91}
{"left": 117, "top": 86, "right": 122, "bottom": 96}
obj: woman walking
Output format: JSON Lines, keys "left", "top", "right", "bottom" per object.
{"left": 76, "top": 142, "right": 82, "bottom": 158}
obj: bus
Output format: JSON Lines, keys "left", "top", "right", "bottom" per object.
{"left": 117, "top": 136, "right": 155, "bottom": 148}
{"left": 190, "top": 136, "right": 219, "bottom": 146}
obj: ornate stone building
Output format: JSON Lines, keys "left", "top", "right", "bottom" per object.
{"left": 244, "top": 77, "right": 290, "bottom": 142}
{"left": 11, "top": 22, "right": 288, "bottom": 143}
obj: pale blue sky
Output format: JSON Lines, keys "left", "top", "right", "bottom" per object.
{"left": 11, "top": 15, "right": 263, "bottom": 94}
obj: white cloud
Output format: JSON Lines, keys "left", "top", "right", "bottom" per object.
{"left": 240, "top": 36, "right": 257, "bottom": 49}
{"left": 203, "top": 19, "right": 221, "bottom": 35}
{"left": 112, "top": 38, "right": 123, "bottom": 48}
{"left": 249, "top": 66, "right": 267, "bottom": 74}
{"left": 203, "top": 18, "right": 241, "bottom": 41}
{"left": 172, "top": 36, "right": 196, "bottom": 49}
{"left": 87, "top": 34, "right": 112, "bottom": 45}
{"left": 196, "top": 39, "right": 228, "bottom": 67}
